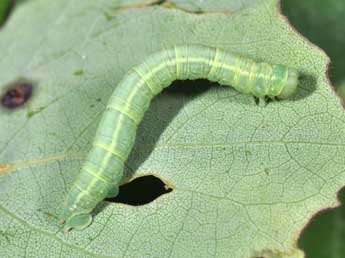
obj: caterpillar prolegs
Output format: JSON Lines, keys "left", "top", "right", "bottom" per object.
{"left": 60, "top": 45, "right": 299, "bottom": 232}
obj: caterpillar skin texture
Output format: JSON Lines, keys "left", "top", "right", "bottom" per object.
{"left": 61, "top": 45, "right": 298, "bottom": 232}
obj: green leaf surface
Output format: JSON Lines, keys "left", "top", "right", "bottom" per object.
{"left": 282, "top": 2, "right": 345, "bottom": 257}
{"left": 0, "top": 0, "right": 344, "bottom": 257}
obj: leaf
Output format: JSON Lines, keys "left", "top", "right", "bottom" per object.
{"left": 0, "top": 0, "right": 344, "bottom": 257}
{"left": 283, "top": 2, "right": 345, "bottom": 257}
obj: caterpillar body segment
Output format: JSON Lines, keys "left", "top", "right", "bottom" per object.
{"left": 61, "top": 45, "right": 298, "bottom": 232}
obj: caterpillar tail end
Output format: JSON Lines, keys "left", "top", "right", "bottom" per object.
{"left": 60, "top": 213, "right": 93, "bottom": 233}
{"left": 278, "top": 68, "right": 299, "bottom": 99}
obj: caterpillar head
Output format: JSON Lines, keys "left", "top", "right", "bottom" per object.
{"left": 278, "top": 68, "right": 299, "bottom": 99}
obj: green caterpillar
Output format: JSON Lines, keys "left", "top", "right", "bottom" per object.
{"left": 60, "top": 45, "right": 298, "bottom": 232}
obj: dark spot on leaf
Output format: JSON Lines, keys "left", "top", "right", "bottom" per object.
{"left": 264, "top": 168, "right": 270, "bottom": 175}
{"left": 96, "top": 98, "right": 102, "bottom": 102}
{"left": 193, "top": 9, "right": 204, "bottom": 14}
{"left": 152, "top": 0, "right": 167, "bottom": 6}
{"left": 90, "top": 104, "right": 95, "bottom": 108}
{"left": 1, "top": 81, "right": 33, "bottom": 109}
{"left": 73, "top": 70, "right": 84, "bottom": 76}
{"left": 27, "top": 106, "right": 46, "bottom": 118}
{"left": 103, "top": 11, "right": 113, "bottom": 21}
{"left": 253, "top": 96, "right": 260, "bottom": 105}
{"left": 106, "top": 175, "right": 173, "bottom": 206}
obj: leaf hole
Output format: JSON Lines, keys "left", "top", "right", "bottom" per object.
{"left": 106, "top": 175, "right": 173, "bottom": 206}
{"left": 298, "top": 188, "right": 345, "bottom": 257}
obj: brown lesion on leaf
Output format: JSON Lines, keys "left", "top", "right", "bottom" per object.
{"left": 0, "top": 163, "right": 14, "bottom": 175}
{"left": 160, "top": 2, "right": 232, "bottom": 16}
{"left": 0, "top": 79, "right": 35, "bottom": 109}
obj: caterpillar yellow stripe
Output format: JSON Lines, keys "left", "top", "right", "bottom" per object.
{"left": 60, "top": 45, "right": 298, "bottom": 232}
